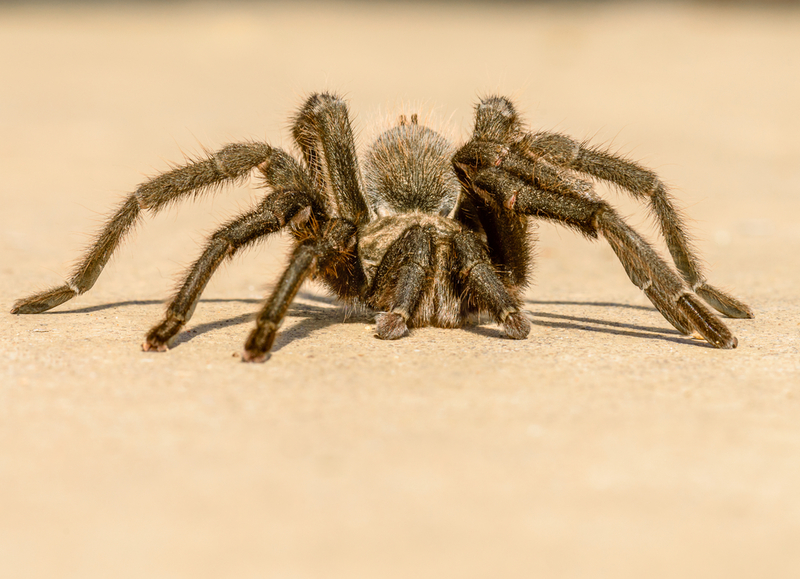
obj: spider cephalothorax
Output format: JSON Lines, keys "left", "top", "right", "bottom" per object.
{"left": 12, "top": 92, "right": 752, "bottom": 361}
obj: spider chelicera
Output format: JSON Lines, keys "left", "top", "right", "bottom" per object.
{"left": 12, "top": 92, "right": 753, "bottom": 361}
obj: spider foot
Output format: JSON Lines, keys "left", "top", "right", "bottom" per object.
{"left": 142, "top": 318, "right": 182, "bottom": 352}
{"left": 241, "top": 349, "right": 271, "bottom": 363}
{"left": 502, "top": 311, "right": 531, "bottom": 340}
{"left": 11, "top": 285, "right": 77, "bottom": 314}
{"left": 678, "top": 294, "right": 738, "bottom": 349}
{"left": 242, "top": 322, "right": 277, "bottom": 363}
{"left": 375, "top": 312, "right": 408, "bottom": 340}
{"left": 141, "top": 340, "right": 169, "bottom": 353}
{"left": 696, "top": 283, "right": 754, "bottom": 319}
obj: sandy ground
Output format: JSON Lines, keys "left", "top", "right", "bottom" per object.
{"left": 2, "top": 2, "right": 799, "bottom": 578}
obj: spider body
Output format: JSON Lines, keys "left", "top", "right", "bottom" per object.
{"left": 12, "top": 92, "right": 752, "bottom": 361}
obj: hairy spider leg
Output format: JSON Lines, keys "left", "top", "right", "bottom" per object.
{"left": 472, "top": 167, "right": 737, "bottom": 349}
{"left": 241, "top": 93, "right": 376, "bottom": 362}
{"left": 142, "top": 190, "right": 316, "bottom": 352}
{"left": 455, "top": 140, "right": 596, "bottom": 291}
{"left": 522, "top": 131, "right": 753, "bottom": 320}
{"left": 452, "top": 231, "right": 531, "bottom": 340}
{"left": 455, "top": 97, "right": 594, "bottom": 295}
{"left": 464, "top": 95, "right": 751, "bottom": 321}
{"left": 292, "top": 92, "right": 370, "bottom": 225}
{"left": 242, "top": 219, "right": 358, "bottom": 362}
{"left": 140, "top": 147, "right": 317, "bottom": 350}
{"left": 12, "top": 142, "right": 278, "bottom": 314}
{"left": 455, "top": 186, "right": 532, "bottom": 293}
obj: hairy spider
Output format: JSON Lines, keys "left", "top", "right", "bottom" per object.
{"left": 12, "top": 92, "right": 752, "bottom": 361}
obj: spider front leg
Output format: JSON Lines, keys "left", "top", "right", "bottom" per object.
{"left": 452, "top": 231, "right": 531, "bottom": 340}
{"left": 471, "top": 167, "right": 737, "bottom": 349}
{"left": 143, "top": 190, "right": 315, "bottom": 352}
{"left": 242, "top": 219, "right": 358, "bottom": 363}
{"left": 293, "top": 92, "right": 370, "bottom": 225}
{"left": 12, "top": 142, "right": 284, "bottom": 315}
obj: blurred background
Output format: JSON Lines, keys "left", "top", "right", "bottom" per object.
{"left": 2, "top": 2, "right": 799, "bottom": 578}
{"left": 3, "top": 0, "right": 798, "bottom": 293}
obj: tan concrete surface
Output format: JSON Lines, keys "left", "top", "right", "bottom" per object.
{"left": 2, "top": 2, "right": 799, "bottom": 578}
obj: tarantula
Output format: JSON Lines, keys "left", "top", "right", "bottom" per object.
{"left": 12, "top": 92, "right": 752, "bottom": 361}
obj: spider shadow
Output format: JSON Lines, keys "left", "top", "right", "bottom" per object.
{"left": 171, "top": 291, "right": 360, "bottom": 353}
{"left": 40, "top": 293, "right": 356, "bottom": 353}
{"left": 38, "top": 294, "right": 710, "bottom": 350}
{"left": 42, "top": 299, "right": 165, "bottom": 314}
{"left": 516, "top": 299, "right": 713, "bottom": 348}
{"left": 43, "top": 298, "right": 259, "bottom": 315}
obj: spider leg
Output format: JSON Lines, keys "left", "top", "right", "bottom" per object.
{"left": 143, "top": 190, "right": 315, "bottom": 352}
{"left": 367, "top": 224, "right": 435, "bottom": 340}
{"left": 521, "top": 130, "right": 753, "bottom": 319}
{"left": 472, "top": 167, "right": 737, "bottom": 349}
{"left": 454, "top": 97, "right": 598, "bottom": 297}
{"left": 454, "top": 179, "right": 532, "bottom": 293}
{"left": 12, "top": 142, "right": 303, "bottom": 314}
{"left": 460, "top": 95, "right": 751, "bottom": 320}
{"left": 242, "top": 219, "right": 357, "bottom": 363}
{"left": 293, "top": 92, "right": 370, "bottom": 225}
{"left": 452, "top": 231, "right": 531, "bottom": 340}
{"left": 459, "top": 151, "right": 690, "bottom": 336}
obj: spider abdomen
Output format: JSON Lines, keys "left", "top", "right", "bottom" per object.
{"left": 365, "top": 123, "right": 460, "bottom": 218}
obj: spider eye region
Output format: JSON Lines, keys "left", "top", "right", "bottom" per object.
{"left": 365, "top": 124, "right": 460, "bottom": 217}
